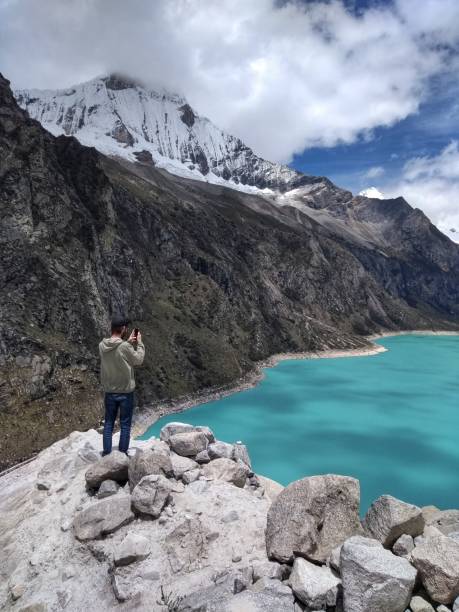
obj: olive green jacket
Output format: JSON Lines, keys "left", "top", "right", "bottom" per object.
{"left": 99, "top": 337, "right": 145, "bottom": 393}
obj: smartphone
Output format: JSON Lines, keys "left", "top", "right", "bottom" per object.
{"left": 134, "top": 328, "right": 139, "bottom": 339}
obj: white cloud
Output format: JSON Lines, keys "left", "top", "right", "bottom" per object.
{"left": 1, "top": 0, "right": 458, "bottom": 163}
{"left": 364, "top": 166, "right": 385, "bottom": 179}
{"left": 359, "top": 186, "right": 385, "bottom": 199}
{"left": 382, "top": 142, "right": 459, "bottom": 242}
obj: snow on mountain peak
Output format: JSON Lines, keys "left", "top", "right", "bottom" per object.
{"left": 14, "top": 74, "right": 311, "bottom": 193}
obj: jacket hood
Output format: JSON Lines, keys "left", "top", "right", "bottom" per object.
{"left": 99, "top": 337, "right": 124, "bottom": 353}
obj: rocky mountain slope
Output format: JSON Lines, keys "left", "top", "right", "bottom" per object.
{"left": 1, "top": 421, "right": 458, "bottom": 611}
{"left": 15, "top": 74, "right": 314, "bottom": 192}
{"left": 1, "top": 71, "right": 459, "bottom": 470}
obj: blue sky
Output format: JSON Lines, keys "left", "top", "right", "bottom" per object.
{"left": 291, "top": 70, "right": 459, "bottom": 194}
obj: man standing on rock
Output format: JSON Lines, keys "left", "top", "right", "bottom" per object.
{"left": 99, "top": 316, "right": 145, "bottom": 456}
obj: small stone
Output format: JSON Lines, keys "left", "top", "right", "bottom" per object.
{"left": 393, "top": 533, "right": 415, "bottom": 557}
{"left": 182, "top": 468, "right": 201, "bottom": 484}
{"left": 195, "top": 450, "right": 211, "bottom": 464}
{"left": 97, "top": 479, "right": 120, "bottom": 499}
{"left": 289, "top": 557, "right": 341, "bottom": 609}
{"left": 232, "top": 554, "right": 242, "bottom": 563}
{"left": 252, "top": 560, "right": 290, "bottom": 582}
{"left": 410, "top": 595, "right": 435, "bottom": 612}
{"left": 113, "top": 533, "right": 151, "bottom": 566}
{"left": 11, "top": 583, "right": 26, "bottom": 600}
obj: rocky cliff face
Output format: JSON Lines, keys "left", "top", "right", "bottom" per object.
{"left": 1, "top": 72, "right": 458, "bottom": 469}
{"left": 15, "top": 74, "right": 314, "bottom": 192}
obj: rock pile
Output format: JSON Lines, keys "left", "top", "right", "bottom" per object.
{"left": 1, "top": 422, "right": 459, "bottom": 611}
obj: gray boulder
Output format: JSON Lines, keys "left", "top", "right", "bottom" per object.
{"left": 160, "top": 422, "right": 215, "bottom": 443}
{"left": 170, "top": 452, "right": 199, "bottom": 479}
{"left": 202, "top": 457, "right": 250, "bottom": 488}
{"left": 232, "top": 442, "right": 252, "bottom": 468}
{"left": 257, "top": 474, "right": 284, "bottom": 504}
{"left": 73, "top": 494, "right": 133, "bottom": 540}
{"left": 85, "top": 451, "right": 129, "bottom": 489}
{"left": 160, "top": 422, "right": 196, "bottom": 441}
{"left": 131, "top": 474, "right": 171, "bottom": 518}
{"left": 252, "top": 560, "right": 290, "bottom": 582}
{"left": 208, "top": 441, "right": 234, "bottom": 460}
{"left": 128, "top": 449, "right": 173, "bottom": 490}
{"left": 182, "top": 468, "right": 201, "bottom": 484}
{"left": 168, "top": 431, "right": 209, "bottom": 457}
{"left": 195, "top": 449, "right": 211, "bottom": 464}
{"left": 340, "top": 535, "right": 417, "bottom": 612}
{"left": 410, "top": 595, "right": 435, "bottom": 612}
{"left": 363, "top": 495, "right": 425, "bottom": 547}
{"left": 411, "top": 535, "right": 459, "bottom": 604}
{"left": 328, "top": 544, "right": 342, "bottom": 572}
{"left": 266, "top": 474, "right": 362, "bottom": 563}
{"left": 211, "top": 580, "right": 295, "bottom": 611}
{"left": 393, "top": 533, "right": 415, "bottom": 557}
{"left": 96, "top": 479, "right": 120, "bottom": 499}
{"left": 426, "top": 510, "right": 459, "bottom": 536}
{"left": 113, "top": 533, "right": 151, "bottom": 566}
{"left": 289, "top": 557, "right": 341, "bottom": 609}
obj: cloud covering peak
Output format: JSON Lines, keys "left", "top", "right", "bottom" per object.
{"left": 1, "top": 0, "right": 459, "bottom": 164}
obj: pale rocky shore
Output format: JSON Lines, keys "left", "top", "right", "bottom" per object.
{"left": 1, "top": 423, "right": 459, "bottom": 611}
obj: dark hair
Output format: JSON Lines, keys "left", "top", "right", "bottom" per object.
{"left": 111, "top": 323, "right": 126, "bottom": 335}
{"left": 111, "top": 314, "right": 129, "bottom": 334}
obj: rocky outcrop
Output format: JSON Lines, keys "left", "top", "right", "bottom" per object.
{"left": 1, "top": 422, "right": 459, "bottom": 611}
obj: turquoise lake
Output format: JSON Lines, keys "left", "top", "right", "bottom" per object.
{"left": 139, "top": 335, "right": 459, "bottom": 513}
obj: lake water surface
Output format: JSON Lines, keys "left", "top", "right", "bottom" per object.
{"left": 139, "top": 335, "right": 459, "bottom": 513}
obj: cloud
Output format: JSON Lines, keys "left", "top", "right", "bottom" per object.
{"left": 375, "top": 142, "right": 459, "bottom": 242}
{"left": 1, "top": 0, "right": 459, "bottom": 163}
{"left": 364, "top": 166, "right": 385, "bottom": 179}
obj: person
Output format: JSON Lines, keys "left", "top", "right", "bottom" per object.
{"left": 99, "top": 315, "right": 145, "bottom": 455}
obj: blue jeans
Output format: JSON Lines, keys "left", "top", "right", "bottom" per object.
{"left": 103, "top": 392, "right": 134, "bottom": 454}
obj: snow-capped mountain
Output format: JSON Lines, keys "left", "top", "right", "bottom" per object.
{"left": 15, "top": 74, "right": 314, "bottom": 193}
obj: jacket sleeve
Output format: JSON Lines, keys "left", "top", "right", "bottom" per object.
{"left": 121, "top": 341, "right": 145, "bottom": 367}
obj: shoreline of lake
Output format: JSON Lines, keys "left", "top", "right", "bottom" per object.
{"left": 134, "top": 328, "right": 459, "bottom": 438}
